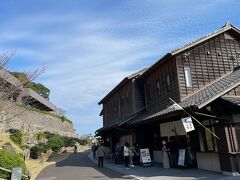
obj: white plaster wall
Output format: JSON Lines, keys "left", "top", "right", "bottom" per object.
{"left": 196, "top": 152, "right": 221, "bottom": 172}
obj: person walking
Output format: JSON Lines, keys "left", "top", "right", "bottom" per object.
{"left": 96, "top": 144, "right": 105, "bottom": 167}
{"left": 123, "top": 143, "right": 130, "bottom": 168}
{"left": 162, "top": 140, "right": 170, "bottom": 168}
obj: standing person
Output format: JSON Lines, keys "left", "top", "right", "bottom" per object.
{"left": 96, "top": 144, "right": 105, "bottom": 167}
{"left": 134, "top": 144, "right": 140, "bottom": 165}
{"left": 167, "top": 137, "right": 179, "bottom": 168}
{"left": 115, "top": 142, "right": 122, "bottom": 164}
{"left": 74, "top": 145, "right": 77, "bottom": 154}
{"left": 129, "top": 144, "right": 136, "bottom": 167}
{"left": 92, "top": 144, "right": 96, "bottom": 158}
{"left": 162, "top": 140, "right": 170, "bottom": 168}
{"left": 123, "top": 143, "right": 130, "bottom": 168}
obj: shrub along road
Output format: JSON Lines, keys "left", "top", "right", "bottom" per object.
{"left": 36, "top": 151, "right": 135, "bottom": 180}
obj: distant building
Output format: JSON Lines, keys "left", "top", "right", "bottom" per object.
{"left": 97, "top": 23, "right": 240, "bottom": 175}
{"left": 0, "top": 68, "right": 56, "bottom": 112}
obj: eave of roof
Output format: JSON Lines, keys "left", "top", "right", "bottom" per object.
{"left": 221, "top": 96, "right": 240, "bottom": 106}
{"left": 140, "top": 23, "right": 240, "bottom": 79}
{"left": 98, "top": 68, "right": 148, "bottom": 105}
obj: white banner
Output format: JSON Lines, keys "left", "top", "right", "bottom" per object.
{"left": 140, "top": 148, "right": 151, "bottom": 164}
{"left": 178, "top": 149, "right": 185, "bottom": 166}
{"left": 181, "top": 116, "right": 195, "bottom": 132}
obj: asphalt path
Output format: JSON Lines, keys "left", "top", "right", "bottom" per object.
{"left": 36, "top": 151, "right": 135, "bottom": 180}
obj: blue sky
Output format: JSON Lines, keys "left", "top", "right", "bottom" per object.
{"left": 0, "top": 0, "right": 239, "bottom": 135}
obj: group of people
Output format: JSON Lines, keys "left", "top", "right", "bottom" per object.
{"left": 162, "top": 137, "right": 182, "bottom": 169}
{"left": 115, "top": 142, "right": 140, "bottom": 168}
{"left": 92, "top": 142, "right": 140, "bottom": 169}
{"left": 92, "top": 137, "right": 191, "bottom": 170}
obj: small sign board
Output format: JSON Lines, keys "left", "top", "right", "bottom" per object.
{"left": 178, "top": 149, "right": 186, "bottom": 166}
{"left": 181, "top": 117, "right": 195, "bottom": 132}
{"left": 11, "top": 167, "right": 22, "bottom": 180}
{"left": 140, "top": 148, "right": 151, "bottom": 167}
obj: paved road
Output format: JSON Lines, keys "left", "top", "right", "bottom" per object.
{"left": 36, "top": 151, "right": 135, "bottom": 180}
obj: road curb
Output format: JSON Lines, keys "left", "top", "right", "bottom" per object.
{"left": 88, "top": 152, "right": 143, "bottom": 180}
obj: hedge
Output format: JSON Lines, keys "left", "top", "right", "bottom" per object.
{"left": 0, "top": 149, "right": 26, "bottom": 179}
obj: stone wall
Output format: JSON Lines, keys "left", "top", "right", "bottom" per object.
{"left": 0, "top": 102, "right": 76, "bottom": 137}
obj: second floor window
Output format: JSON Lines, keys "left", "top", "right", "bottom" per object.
{"left": 166, "top": 74, "right": 171, "bottom": 92}
{"left": 147, "top": 84, "right": 152, "bottom": 99}
{"left": 156, "top": 80, "right": 160, "bottom": 95}
{"left": 184, "top": 67, "right": 192, "bottom": 87}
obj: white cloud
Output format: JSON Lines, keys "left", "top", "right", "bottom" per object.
{"left": 1, "top": 0, "right": 236, "bottom": 135}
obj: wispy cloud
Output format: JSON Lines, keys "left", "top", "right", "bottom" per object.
{"left": 0, "top": 0, "right": 239, "bottom": 135}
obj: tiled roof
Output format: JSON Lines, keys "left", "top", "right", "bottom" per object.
{"left": 170, "top": 23, "right": 240, "bottom": 55}
{"left": 129, "top": 67, "right": 240, "bottom": 126}
{"left": 221, "top": 96, "right": 240, "bottom": 106}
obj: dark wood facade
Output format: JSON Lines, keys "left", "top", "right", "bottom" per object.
{"left": 176, "top": 32, "right": 240, "bottom": 99}
{"left": 100, "top": 70, "right": 146, "bottom": 127}
{"left": 143, "top": 58, "right": 180, "bottom": 114}
{"left": 142, "top": 30, "right": 240, "bottom": 115}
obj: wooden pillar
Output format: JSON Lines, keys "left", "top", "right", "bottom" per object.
{"left": 215, "top": 123, "right": 240, "bottom": 176}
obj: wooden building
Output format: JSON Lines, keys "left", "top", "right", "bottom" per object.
{"left": 98, "top": 68, "right": 147, "bottom": 149}
{"left": 97, "top": 23, "right": 240, "bottom": 175}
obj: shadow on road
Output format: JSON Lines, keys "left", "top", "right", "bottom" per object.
{"left": 53, "top": 151, "right": 135, "bottom": 179}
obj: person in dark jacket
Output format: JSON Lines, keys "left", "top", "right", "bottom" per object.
{"left": 167, "top": 137, "right": 179, "bottom": 168}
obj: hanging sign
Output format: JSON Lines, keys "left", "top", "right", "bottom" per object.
{"left": 178, "top": 149, "right": 186, "bottom": 166}
{"left": 140, "top": 148, "right": 151, "bottom": 166}
{"left": 181, "top": 116, "right": 195, "bottom": 132}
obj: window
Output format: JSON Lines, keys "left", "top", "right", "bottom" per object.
{"left": 156, "top": 80, "right": 160, "bottom": 95}
{"left": 147, "top": 84, "right": 152, "bottom": 99}
{"left": 166, "top": 74, "right": 171, "bottom": 92}
{"left": 199, "top": 120, "right": 218, "bottom": 152}
{"left": 184, "top": 67, "right": 192, "bottom": 87}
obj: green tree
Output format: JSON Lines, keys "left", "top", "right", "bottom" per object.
{"left": 11, "top": 72, "right": 50, "bottom": 99}
{"left": 25, "top": 82, "right": 50, "bottom": 99}
{"left": 47, "top": 136, "right": 64, "bottom": 152}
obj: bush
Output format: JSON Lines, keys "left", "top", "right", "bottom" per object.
{"left": 62, "top": 136, "right": 77, "bottom": 147}
{"left": 34, "top": 132, "right": 45, "bottom": 141}
{"left": 30, "top": 143, "right": 48, "bottom": 159}
{"left": 77, "top": 139, "right": 88, "bottom": 146}
{"left": 47, "top": 136, "right": 64, "bottom": 152}
{"left": 9, "top": 129, "right": 23, "bottom": 147}
{"left": 0, "top": 149, "right": 27, "bottom": 179}
{"left": 43, "top": 132, "right": 56, "bottom": 140}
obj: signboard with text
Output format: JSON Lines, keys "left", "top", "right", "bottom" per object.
{"left": 181, "top": 117, "right": 195, "bottom": 132}
{"left": 140, "top": 148, "right": 151, "bottom": 166}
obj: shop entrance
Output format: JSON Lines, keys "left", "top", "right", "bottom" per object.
{"left": 160, "top": 120, "right": 199, "bottom": 168}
